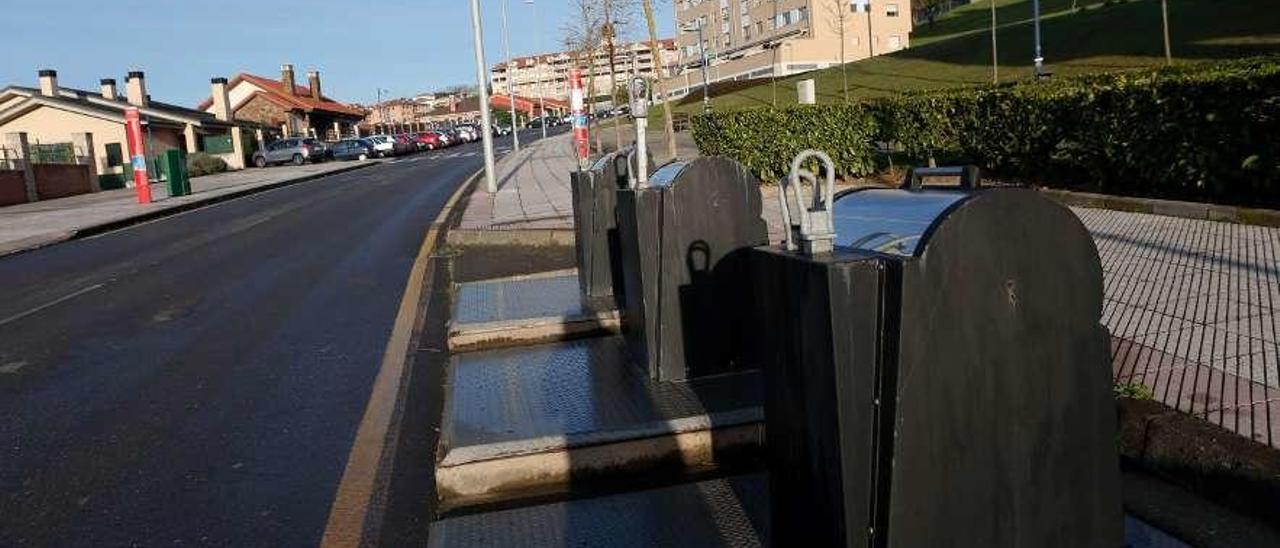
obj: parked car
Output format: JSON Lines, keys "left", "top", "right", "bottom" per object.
{"left": 331, "top": 138, "right": 375, "bottom": 161}
{"left": 415, "top": 132, "right": 443, "bottom": 150}
{"left": 392, "top": 134, "right": 415, "bottom": 155}
{"left": 253, "top": 138, "right": 326, "bottom": 167}
{"left": 525, "top": 118, "right": 544, "bottom": 129}
{"left": 365, "top": 135, "right": 397, "bottom": 157}
{"left": 453, "top": 125, "right": 477, "bottom": 143}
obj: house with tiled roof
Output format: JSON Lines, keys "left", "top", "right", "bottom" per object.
{"left": 0, "top": 69, "right": 253, "bottom": 202}
{"left": 195, "top": 64, "right": 363, "bottom": 141}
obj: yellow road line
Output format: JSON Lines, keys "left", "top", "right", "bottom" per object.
{"left": 319, "top": 168, "right": 479, "bottom": 548}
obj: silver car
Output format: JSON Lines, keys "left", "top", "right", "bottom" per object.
{"left": 253, "top": 138, "right": 326, "bottom": 167}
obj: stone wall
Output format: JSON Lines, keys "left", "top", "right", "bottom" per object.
{"left": 33, "top": 164, "right": 92, "bottom": 199}
{"left": 0, "top": 170, "right": 26, "bottom": 206}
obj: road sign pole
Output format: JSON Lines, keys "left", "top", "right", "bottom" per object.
{"left": 570, "top": 69, "right": 589, "bottom": 171}
{"left": 124, "top": 107, "right": 151, "bottom": 204}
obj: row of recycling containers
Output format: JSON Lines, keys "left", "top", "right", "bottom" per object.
{"left": 570, "top": 149, "right": 1121, "bottom": 547}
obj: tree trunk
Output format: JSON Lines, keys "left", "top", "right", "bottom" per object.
{"left": 642, "top": 0, "right": 678, "bottom": 161}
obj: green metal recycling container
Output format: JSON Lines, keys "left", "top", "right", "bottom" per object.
{"left": 161, "top": 149, "right": 190, "bottom": 197}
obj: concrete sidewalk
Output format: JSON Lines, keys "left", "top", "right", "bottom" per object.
{"left": 0, "top": 160, "right": 378, "bottom": 257}
{"left": 452, "top": 128, "right": 698, "bottom": 243}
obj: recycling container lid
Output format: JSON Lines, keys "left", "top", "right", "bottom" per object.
{"left": 831, "top": 188, "right": 973, "bottom": 257}
{"left": 647, "top": 161, "right": 690, "bottom": 188}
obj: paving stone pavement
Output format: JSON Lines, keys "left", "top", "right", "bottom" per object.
{"left": 457, "top": 134, "right": 578, "bottom": 231}
{"left": 454, "top": 133, "right": 1280, "bottom": 446}
{"left": 1078, "top": 207, "right": 1280, "bottom": 447}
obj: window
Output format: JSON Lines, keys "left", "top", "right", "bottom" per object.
{"left": 886, "top": 3, "right": 899, "bottom": 17}
{"left": 104, "top": 142, "right": 123, "bottom": 167}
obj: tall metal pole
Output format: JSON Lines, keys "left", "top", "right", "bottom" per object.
{"left": 1032, "top": 0, "right": 1045, "bottom": 77}
{"left": 501, "top": 0, "right": 520, "bottom": 152}
{"left": 697, "top": 22, "right": 710, "bottom": 113}
{"left": 469, "top": 0, "right": 497, "bottom": 193}
{"left": 990, "top": 0, "right": 999, "bottom": 84}
{"left": 527, "top": 0, "right": 547, "bottom": 140}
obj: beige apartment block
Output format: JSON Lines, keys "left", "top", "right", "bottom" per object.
{"left": 667, "top": 0, "right": 913, "bottom": 98}
{"left": 491, "top": 39, "right": 680, "bottom": 101}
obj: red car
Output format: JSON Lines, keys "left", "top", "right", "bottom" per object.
{"left": 414, "top": 132, "right": 442, "bottom": 151}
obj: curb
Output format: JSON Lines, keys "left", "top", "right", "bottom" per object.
{"left": 319, "top": 166, "right": 482, "bottom": 548}
{"left": 445, "top": 227, "right": 575, "bottom": 247}
{"left": 1041, "top": 188, "right": 1280, "bottom": 227}
{"left": 447, "top": 311, "right": 622, "bottom": 352}
{"left": 1117, "top": 398, "right": 1280, "bottom": 527}
{"left": 0, "top": 161, "right": 380, "bottom": 259}
{"left": 435, "top": 417, "right": 764, "bottom": 514}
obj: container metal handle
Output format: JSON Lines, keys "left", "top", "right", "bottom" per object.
{"left": 779, "top": 149, "right": 836, "bottom": 255}
{"left": 902, "top": 165, "right": 982, "bottom": 190}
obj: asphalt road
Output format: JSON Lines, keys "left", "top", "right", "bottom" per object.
{"left": 0, "top": 135, "right": 520, "bottom": 546}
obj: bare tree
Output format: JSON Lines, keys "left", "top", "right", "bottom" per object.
{"left": 821, "top": 0, "right": 852, "bottom": 103}
{"left": 641, "top": 0, "right": 677, "bottom": 160}
{"left": 600, "top": 0, "right": 639, "bottom": 151}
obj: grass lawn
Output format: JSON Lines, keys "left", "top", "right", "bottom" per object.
{"left": 669, "top": 0, "right": 1280, "bottom": 114}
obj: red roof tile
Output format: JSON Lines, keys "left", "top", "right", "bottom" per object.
{"left": 195, "top": 73, "right": 364, "bottom": 118}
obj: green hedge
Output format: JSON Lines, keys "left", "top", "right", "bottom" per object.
{"left": 186, "top": 152, "right": 228, "bottom": 178}
{"left": 692, "top": 56, "right": 1280, "bottom": 206}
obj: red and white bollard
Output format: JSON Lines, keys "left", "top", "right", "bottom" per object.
{"left": 124, "top": 107, "right": 151, "bottom": 204}
{"left": 570, "top": 69, "right": 589, "bottom": 171}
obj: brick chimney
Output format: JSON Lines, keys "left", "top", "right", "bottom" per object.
{"left": 307, "top": 70, "right": 322, "bottom": 100}
{"left": 126, "top": 71, "right": 148, "bottom": 107}
{"left": 38, "top": 69, "right": 58, "bottom": 97}
{"left": 100, "top": 78, "right": 118, "bottom": 100}
{"left": 280, "top": 64, "right": 296, "bottom": 96}
{"left": 210, "top": 77, "right": 232, "bottom": 122}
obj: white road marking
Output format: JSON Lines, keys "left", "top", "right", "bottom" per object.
{"left": 0, "top": 283, "right": 105, "bottom": 327}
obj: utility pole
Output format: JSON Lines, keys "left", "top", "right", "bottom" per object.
{"left": 990, "top": 0, "right": 999, "bottom": 84}
{"left": 527, "top": 0, "right": 548, "bottom": 140}
{"left": 468, "top": 0, "right": 497, "bottom": 193}
{"left": 501, "top": 0, "right": 520, "bottom": 152}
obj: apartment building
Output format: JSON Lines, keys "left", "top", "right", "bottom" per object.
{"left": 491, "top": 39, "right": 680, "bottom": 102}
{"left": 361, "top": 98, "right": 428, "bottom": 127}
{"left": 668, "top": 0, "right": 913, "bottom": 97}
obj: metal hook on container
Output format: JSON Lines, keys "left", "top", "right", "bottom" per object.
{"left": 779, "top": 149, "right": 836, "bottom": 255}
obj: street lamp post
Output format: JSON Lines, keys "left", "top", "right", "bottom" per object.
{"left": 500, "top": 0, "right": 520, "bottom": 152}
{"left": 469, "top": 0, "right": 497, "bottom": 193}
{"left": 527, "top": 0, "right": 548, "bottom": 140}
{"left": 1032, "top": 0, "right": 1045, "bottom": 78}
{"left": 680, "top": 21, "right": 711, "bottom": 113}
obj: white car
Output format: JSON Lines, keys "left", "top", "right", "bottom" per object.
{"left": 366, "top": 135, "right": 396, "bottom": 157}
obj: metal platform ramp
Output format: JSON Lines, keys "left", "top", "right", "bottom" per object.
{"left": 435, "top": 335, "right": 763, "bottom": 511}
{"left": 449, "top": 270, "right": 620, "bottom": 351}
{"left": 428, "top": 471, "right": 1189, "bottom": 548}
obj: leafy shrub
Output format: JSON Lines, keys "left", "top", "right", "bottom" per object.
{"left": 187, "top": 152, "right": 228, "bottom": 178}
{"left": 693, "top": 104, "right": 880, "bottom": 182}
{"left": 693, "top": 56, "right": 1280, "bottom": 206}
{"left": 1113, "top": 382, "right": 1154, "bottom": 400}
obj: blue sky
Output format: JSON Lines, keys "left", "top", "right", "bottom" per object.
{"left": 0, "top": 0, "right": 676, "bottom": 107}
